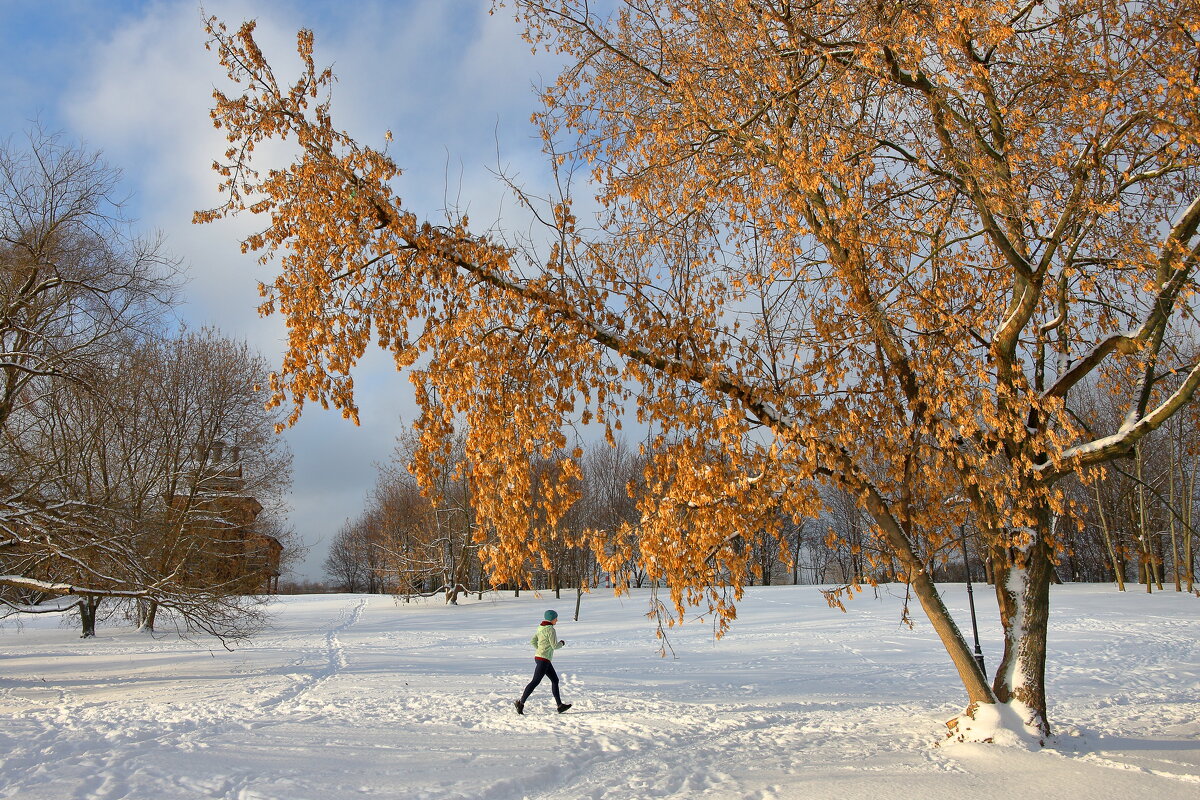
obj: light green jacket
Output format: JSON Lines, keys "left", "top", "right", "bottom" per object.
{"left": 531, "top": 623, "right": 563, "bottom": 661}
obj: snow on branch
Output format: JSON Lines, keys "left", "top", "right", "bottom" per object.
{"left": 0, "top": 574, "right": 151, "bottom": 599}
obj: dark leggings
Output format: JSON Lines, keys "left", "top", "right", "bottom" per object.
{"left": 520, "top": 658, "right": 562, "bottom": 705}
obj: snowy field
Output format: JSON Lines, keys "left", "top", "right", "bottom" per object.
{"left": 0, "top": 584, "right": 1197, "bottom": 800}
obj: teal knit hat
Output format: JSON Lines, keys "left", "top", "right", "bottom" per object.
{"left": 544, "top": 609, "right": 559, "bottom": 621}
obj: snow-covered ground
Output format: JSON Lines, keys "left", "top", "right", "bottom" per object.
{"left": 0, "top": 584, "right": 1196, "bottom": 799}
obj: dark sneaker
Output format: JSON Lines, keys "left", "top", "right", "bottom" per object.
{"left": 514, "top": 700, "right": 524, "bottom": 715}
{"left": 556, "top": 703, "right": 572, "bottom": 714}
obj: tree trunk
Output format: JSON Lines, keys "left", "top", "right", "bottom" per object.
{"left": 991, "top": 531, "right": 1053, "bottom": 739}
{"left": 1185, "top": 467, "right": 1195, "bottom": 594}
{"left": 78, "top": 595, "right": 103, "bottom": 638}
{"left": 859, "top": 491, "right": 995, "bottom": 713}
{"left": 1170, "top": 456, "right": 1182, "bottom": 592}
{"left": 454, "top": 543, "right": 474, "bottom": 604}
{"left": 906, "top": 563, "right": 995, "bottom": 704}
{"left": 1135, "top": 445, "right": 1160, "bottom": 593}
{"left": 138, "top": 599, "right": 159, "bottom": 632}
{"left": 1094, "top": 483, "right": 1126, "bottom": 590}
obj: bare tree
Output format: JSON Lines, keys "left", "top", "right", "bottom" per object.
{"left": 577, "top": 438, "right": 643, "bottom": 589}
{"left": 0, "top": 128, "right": 179, "bottom": 429}
{"left": 323, "top": 519, "right": 373, "bottom": 593}
{"left": 0, "top": 129, "right": 184, "bottom": 633}
{"left": 1, "top": 321, "right": 292, "bottom": 639}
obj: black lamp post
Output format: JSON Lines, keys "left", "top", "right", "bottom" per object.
{"left": 959, "top": 525, "right": 987, "bottom": 679}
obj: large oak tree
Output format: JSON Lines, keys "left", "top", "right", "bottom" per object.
{"left": 199, "top": 0, "right": 1200, "bottom": 739}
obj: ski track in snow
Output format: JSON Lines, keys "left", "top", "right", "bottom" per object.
{"left": 263, "top": 596, "right": 368, "bottom": 712}
{"left": 0, "top": 586, "right": 1197, "bottom": 799}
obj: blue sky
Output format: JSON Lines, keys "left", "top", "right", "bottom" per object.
{"left": 0, "top": 1, "right": 558, "bottom": 579}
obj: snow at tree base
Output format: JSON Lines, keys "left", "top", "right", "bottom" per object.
{"left": 0, "top": 585, "right": 1196, "bottom": 800}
